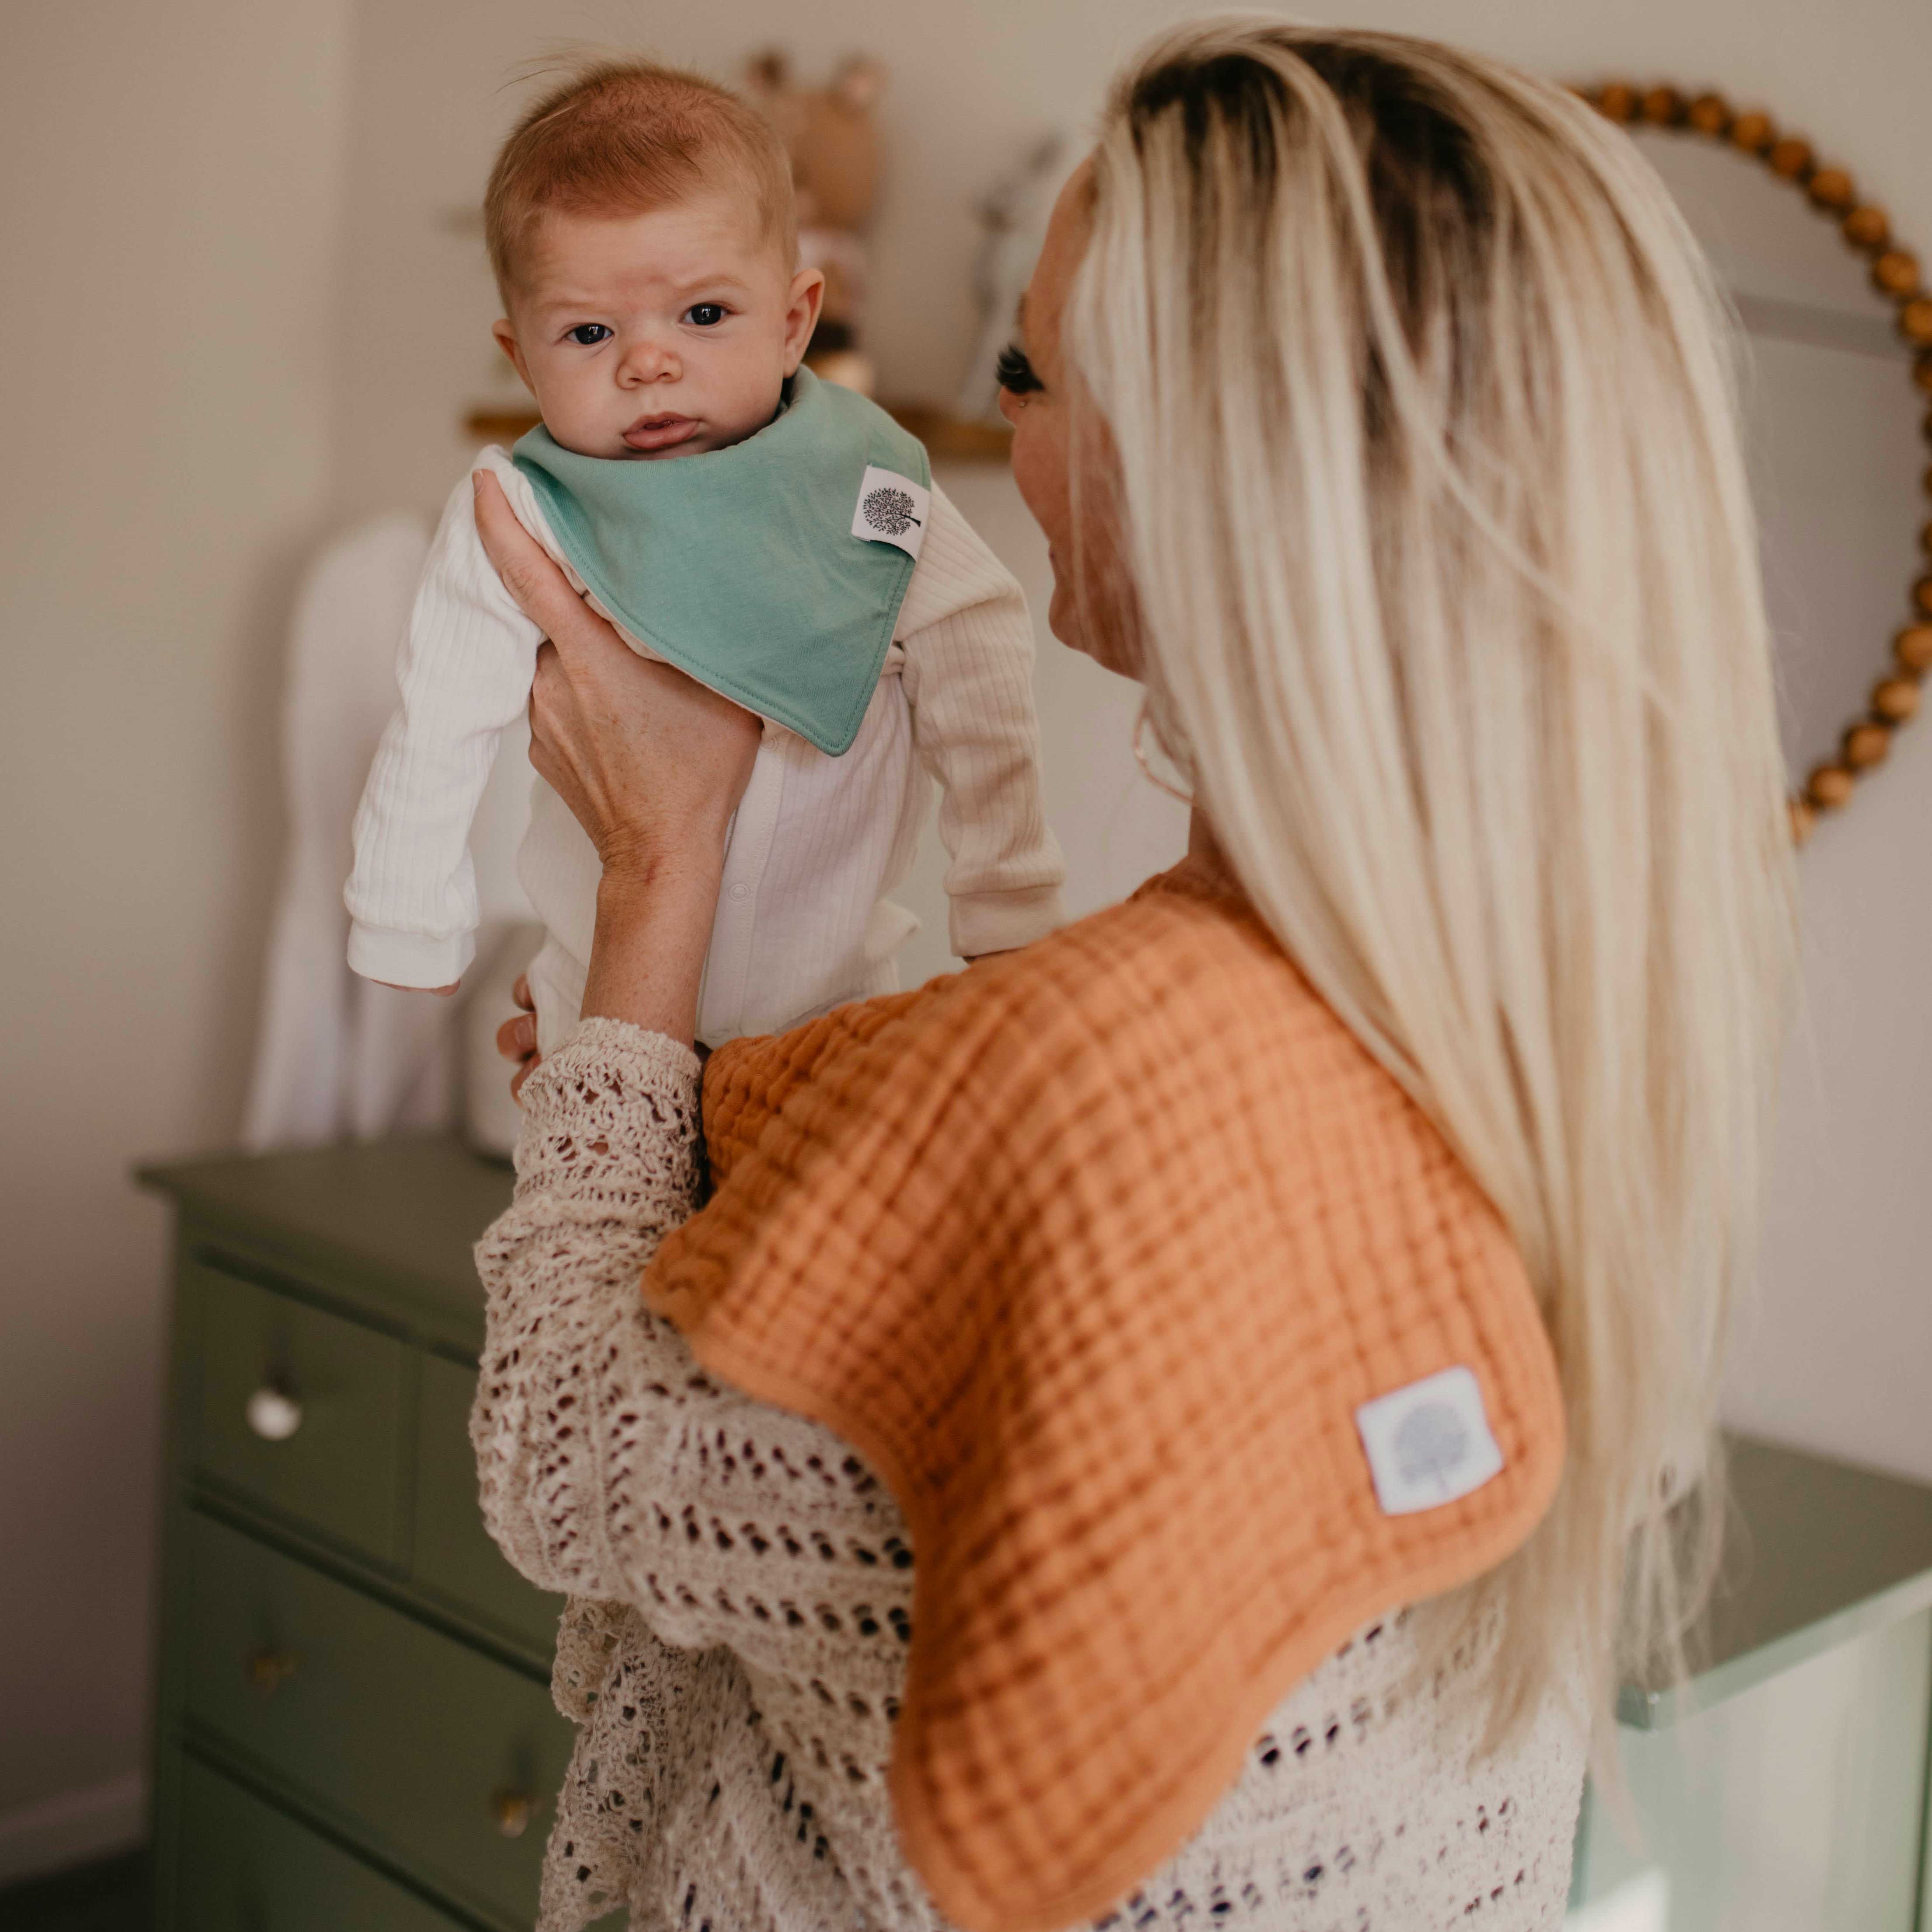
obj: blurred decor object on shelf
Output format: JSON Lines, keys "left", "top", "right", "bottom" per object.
{"left": 957, "top": 132, "right": 1070, "bottom": 424}
{"left": 744, "top": 48, "right": 886, "bottom": 398}
{"left": 1576, "top": 80, "right": 1932, "bottom": 844}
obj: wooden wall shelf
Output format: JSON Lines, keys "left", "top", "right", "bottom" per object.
{"left": 460, "top": 400, "right": 1012, "bottom": 463}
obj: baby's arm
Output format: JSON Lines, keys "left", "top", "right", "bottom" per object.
{"left": 899, "top": 484, "right": 1067, "bottom": 959}
{"left": 345, "top": 462, "right": 543, "bottom": 990}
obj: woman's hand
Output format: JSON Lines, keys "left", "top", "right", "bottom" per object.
{"left": 473, "top": 471, "right": 761, "bottom": 887}
{"left": 473, "top": 470, "right": 762, "bottom": 1046}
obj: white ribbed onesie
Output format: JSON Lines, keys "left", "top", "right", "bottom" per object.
{"left": 346, "top": 448, "right": 1066, "bottom": 1051}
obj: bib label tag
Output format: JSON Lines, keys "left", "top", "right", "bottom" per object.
{"left": 852, "top": 466, "right": 931, "bottom": 560}
{"left": 1355, "top": 1366, "right": 1505, "bottom": 1516}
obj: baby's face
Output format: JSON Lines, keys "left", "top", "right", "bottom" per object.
{"left": 494, "top": 191, "right": 822, "bottom": 460}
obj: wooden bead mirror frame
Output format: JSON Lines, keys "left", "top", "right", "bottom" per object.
{"left": 1576, "top": 81, "right": 1932, "bottom": 844}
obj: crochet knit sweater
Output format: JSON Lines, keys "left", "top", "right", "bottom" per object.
{"left": 473, "top": 1001, "right": 1585, "bottom": 1930}
{"left": 644, "top": 872, "right": 1573, "bottom": 1931}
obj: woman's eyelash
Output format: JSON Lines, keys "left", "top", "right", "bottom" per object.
{"left": 996, "top": 343, "right": 1042, "bottom": 395}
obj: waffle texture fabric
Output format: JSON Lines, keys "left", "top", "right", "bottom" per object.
{"left": 644, "top": 868, "right": 1570, "bottom": 1931}
{"left": 472, "top": 1007, "right": 1583, "bottom": 1932}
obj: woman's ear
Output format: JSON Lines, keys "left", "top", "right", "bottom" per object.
{"left": 491, "top": 317, "right": 534, "bottom": 396}
{"left": 780, "top": 268, "right": 827, "bottom": 375}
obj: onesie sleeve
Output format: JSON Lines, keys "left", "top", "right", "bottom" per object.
{"left": 897, "top": 483, "right": 1067, "bottom": 958}
{"left": 344, "top": 455, "right": 543, "bottom": 987}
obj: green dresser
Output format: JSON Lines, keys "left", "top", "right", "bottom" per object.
{"left": 142, "top": 1136, "right": 1932, "bottom": 1932}
{"left": 1569, "top": 1435, "right": 1932, "bottom": 1930}
{"left": 140, "top": 1134, "right": 604, "bottom": 1932}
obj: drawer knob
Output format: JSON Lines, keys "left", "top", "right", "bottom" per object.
{"left": 246, "top": 1648, "right": 299, "bottom": 1693}
{"left": 491, "top": 1788, "right": 534, "bottom": 1839}
{"left": 245, "top": 1382, "right": 303, "bottom": 1442}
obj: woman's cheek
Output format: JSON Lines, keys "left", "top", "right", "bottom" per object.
{"left": 1007, "top": 417, "right": 1065, "bottom": 550}
{"left": 1045, "top": 573, "right": 1083, "bottom": 653}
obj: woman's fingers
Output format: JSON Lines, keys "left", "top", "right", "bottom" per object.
{"left": 472, "top": 471, "right": 564, "bottom": 619}
{"left": 473, "top": 472, "right": 629, "bottom": 672}
{"left": 525, "top": 645, "right": 565, "bottom": 790}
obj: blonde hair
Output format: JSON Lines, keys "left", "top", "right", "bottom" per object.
{"left": 1072, "top": 19, "right": 1799, "bottom": 1744}
{"left": 483, "top": 58, "right": 796, "bottom": 299}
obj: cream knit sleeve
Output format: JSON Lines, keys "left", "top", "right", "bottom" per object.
{"left": 898, "top": 485, "right": 1067, "bottom": 958}
{"left": 470, "top": 1018, "right": 716, "bottom": 1618}
{"left": 469, "top": 1019, "right": 917, "bottom": 1648}
{"left": 344, "top": 454, "right": 542, "bottom": 990}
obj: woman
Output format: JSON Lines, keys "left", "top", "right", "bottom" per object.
{"left": 470, "top": 21, "right": 1796, "bottom": 1931}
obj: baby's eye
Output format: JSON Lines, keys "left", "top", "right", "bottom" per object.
{"left": 566, "top": 323, "right": 613, "bottom": 346}
{"left": 684, "top": 303, "right": 728, "bottom": 327}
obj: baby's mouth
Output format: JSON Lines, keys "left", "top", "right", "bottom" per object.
{"left": 622, "top": 413, "right": 701, "bottom": 453}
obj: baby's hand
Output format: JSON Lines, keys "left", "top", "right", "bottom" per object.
{"left": 497, "top": 973, "right": 541, "bottom": 1103}
{"left": 373, "top": 980, "right": 460, "bottom": 996}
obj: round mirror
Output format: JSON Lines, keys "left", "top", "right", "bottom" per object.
{"left": 1580, "top": 86, "right": 1932, "bottom": 839}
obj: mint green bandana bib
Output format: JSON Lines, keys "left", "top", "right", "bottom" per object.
{"left": 512, "top": 368, "right": 931, "bottom": 756}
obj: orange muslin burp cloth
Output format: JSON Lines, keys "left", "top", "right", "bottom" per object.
{"left": 644, "top": 869, "right": 1566, "bottom": 1932}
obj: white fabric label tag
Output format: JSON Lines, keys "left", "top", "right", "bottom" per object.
{"left": 1354, "top": 1366, "right": 1505, "bottom": 1516}
{"left": 851, "top": 465, "right": 931, "bottom": 560}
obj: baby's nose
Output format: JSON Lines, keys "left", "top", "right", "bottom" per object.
{"left": 620, "top": 337, "right": 680, "bottom": 383}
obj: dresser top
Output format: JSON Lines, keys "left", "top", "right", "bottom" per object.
{"left": 140, "top": 1134, "right": 514, "bottom": 1354}
{"left": 1625, "top": 1431, "right": 1932, "bottom": 1727}
{"left": 140, "top": 1137, "right": 1932, "bottom": 1728}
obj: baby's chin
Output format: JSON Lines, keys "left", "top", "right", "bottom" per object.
{"left": 615, "top": 437, "right": 714, "bottom": 461}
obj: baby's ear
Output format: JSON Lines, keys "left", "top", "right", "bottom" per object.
{"left": 491, "top": 317, "right": 533, "bottom": 395}
{"left": 782, "top": 268, "right": 826, "bottom": 371}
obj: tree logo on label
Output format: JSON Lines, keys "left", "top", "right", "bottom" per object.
{"left": 1393, "top": 1400, "right": 1469, "bottom": 1493}
{"left": 862, "top": 486, "right": 922, "bottom": 537}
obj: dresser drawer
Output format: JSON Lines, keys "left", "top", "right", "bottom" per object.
{"left": 414, "top": 1351, "right": 560, "bottom": 1654}
{"left": 183, "top": 1510, "right": 573, "bottom": 1926}
{"left": 190, "top": 1257, "right": 407, "bottom": 1563}
{"left": 177, "top": 1757, "right": 467, "bottom": 1931}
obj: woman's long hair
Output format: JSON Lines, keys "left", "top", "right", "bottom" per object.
{"left": 1071, "top": 19, "right": 1799, "bottom": 1744}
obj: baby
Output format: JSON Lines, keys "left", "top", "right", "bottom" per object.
{"left": 346, "top": 60, "right": 1064, "bottom": 1054}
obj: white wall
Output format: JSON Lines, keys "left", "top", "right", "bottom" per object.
{"left": 0, "top": 0, "right": 354, "bottom": 1880}
{"left": 5, "top": 0, "right": 1931, "bottom": 1882}
{"left": 325, "top": 0, "right": 1932, "bottom": 1486}
{"left": 327, "top": 0, "right": 1932, "bottom": 523}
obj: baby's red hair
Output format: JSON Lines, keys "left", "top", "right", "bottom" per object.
{"left": 484, "top": 59, "right": 796, "bottom": 299}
